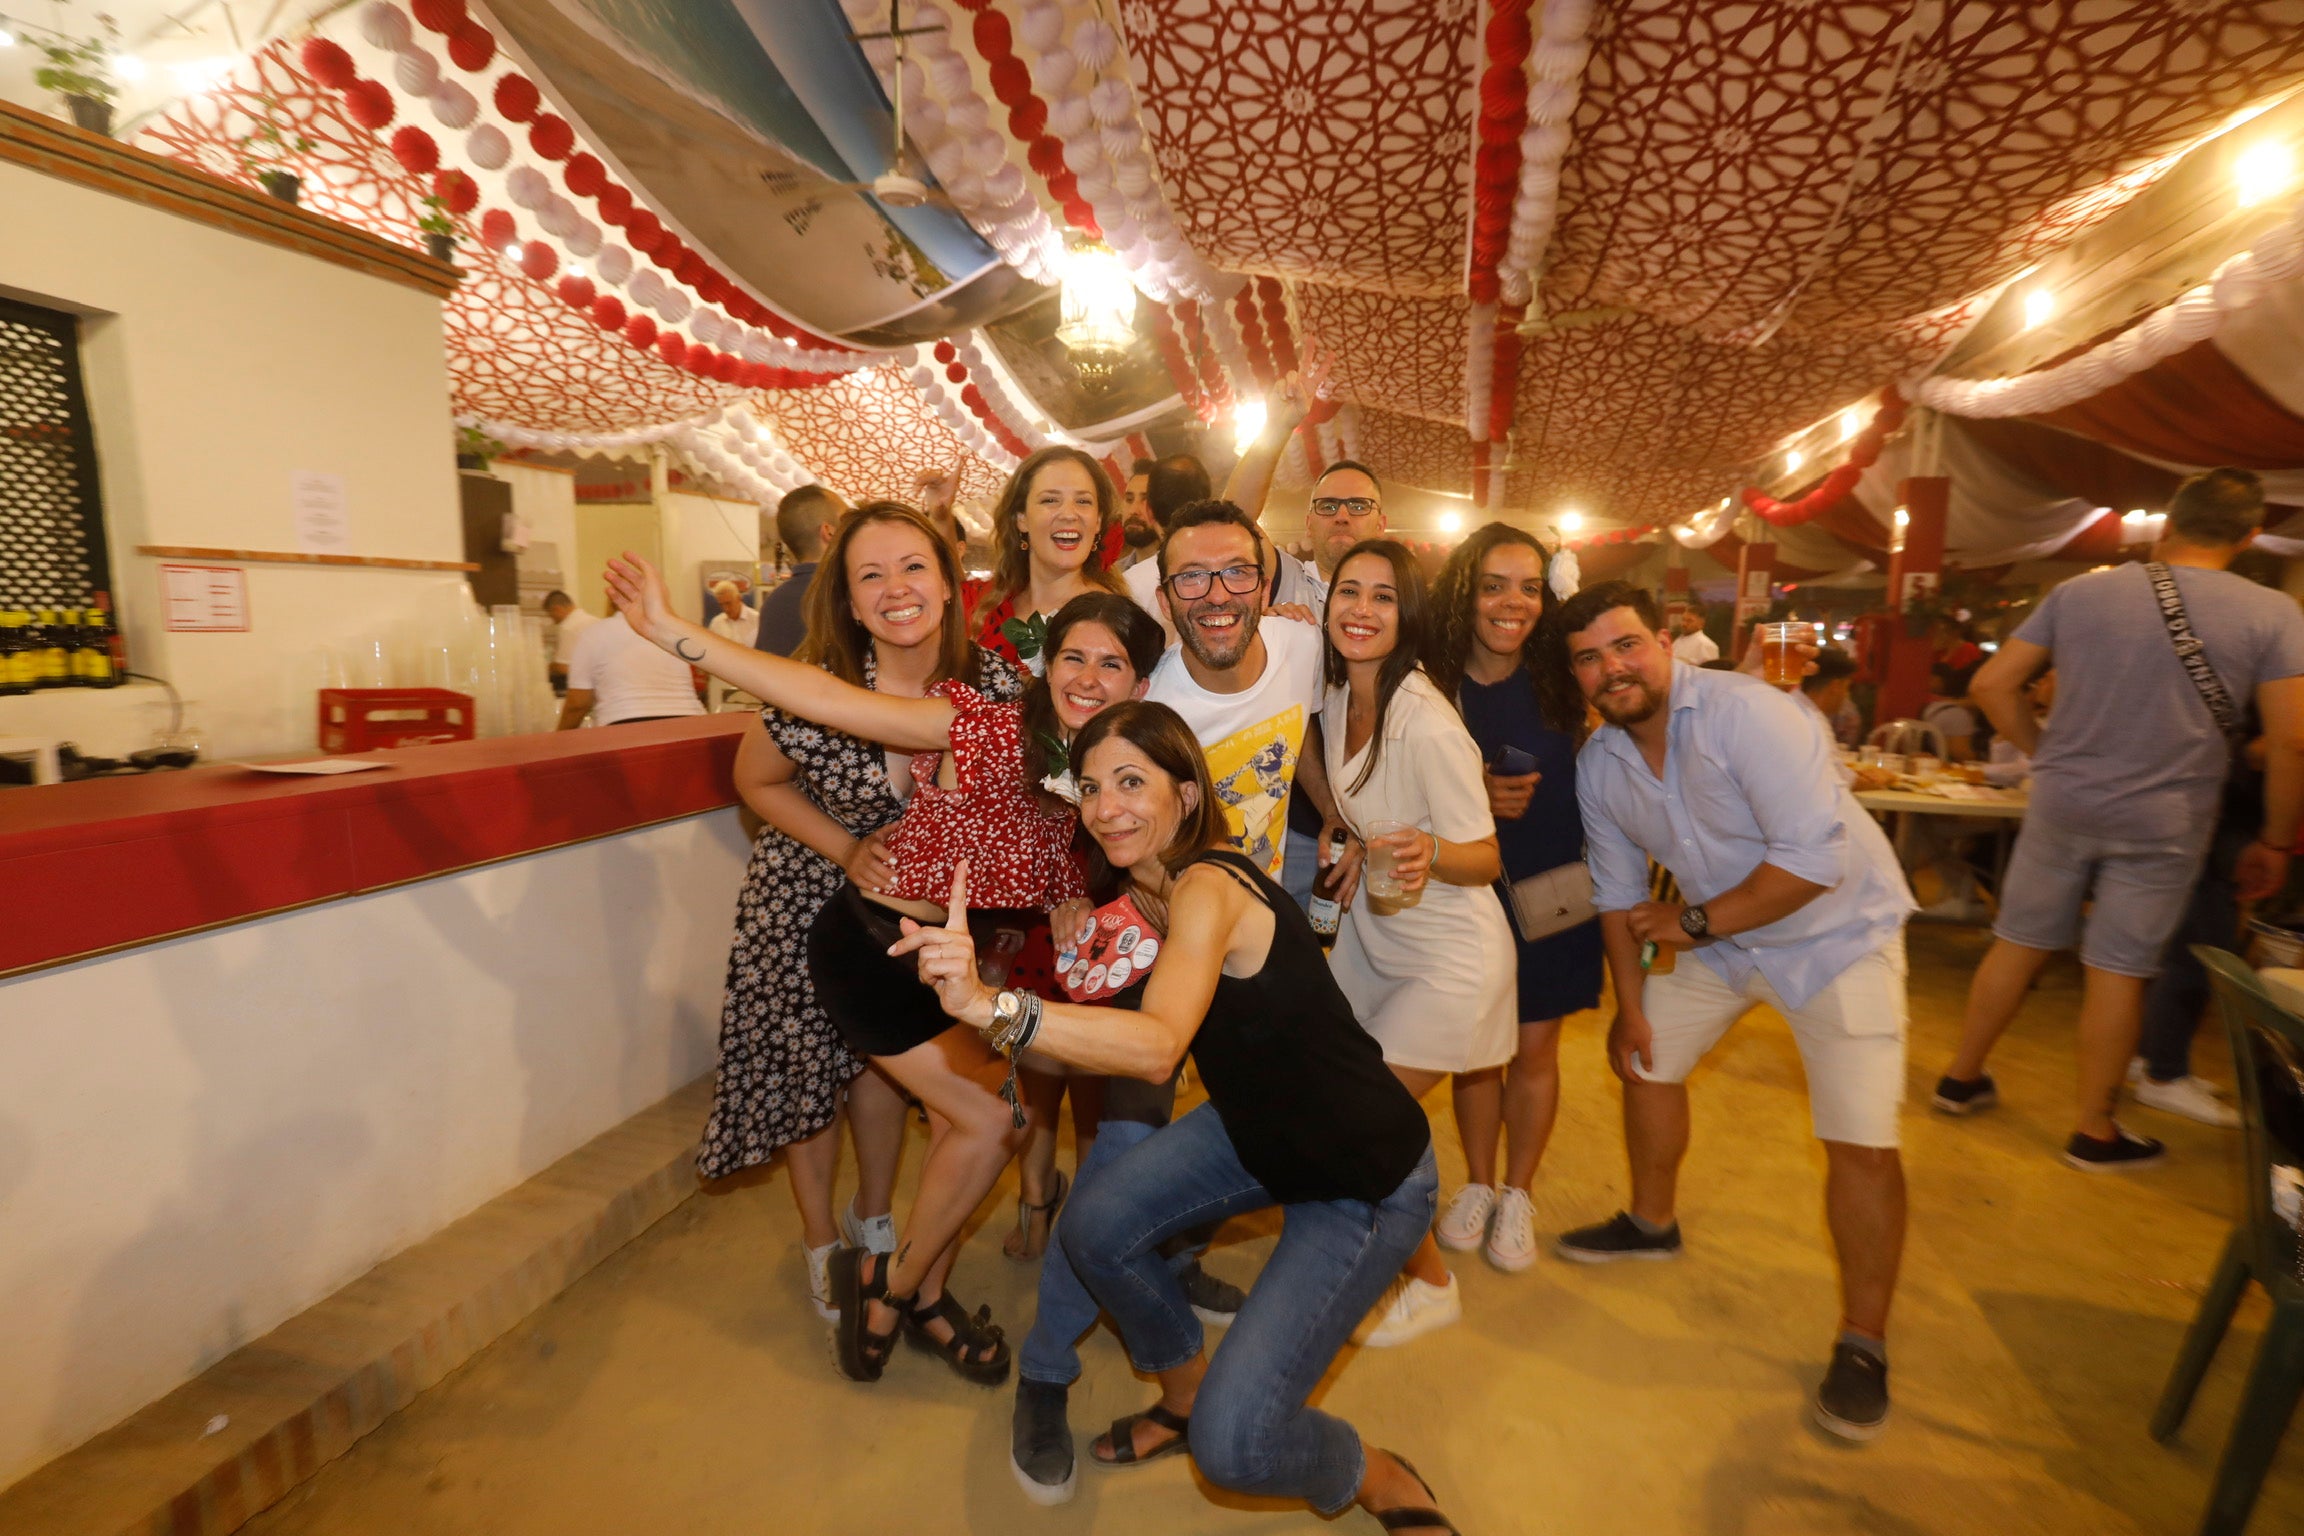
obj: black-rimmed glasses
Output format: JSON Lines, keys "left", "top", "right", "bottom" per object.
{"left": 1310, "top": 497, "right": 1379, "bottom": 518}
{"left": 1164, "top": 563, "right": 1264, "bottom": 600}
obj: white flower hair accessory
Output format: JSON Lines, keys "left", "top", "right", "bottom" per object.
{"left": 1041, "top": 772, "right": 1082, "bottom": 805}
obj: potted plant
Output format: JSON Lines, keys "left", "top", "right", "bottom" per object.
{"left": 455, "top": 424, "right": 505, "bottom": 472}
{"left": 236, "top": 95, "right": 313, "bottom": 204}
{"left": 416, "top": 195, "right": 458, "bottom": 263}
{"left": 33, "top": 14, "right": 121, "bottom": 137}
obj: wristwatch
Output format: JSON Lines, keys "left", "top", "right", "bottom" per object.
{"left": 988, "top": 988, "right": 1026, "bottom": 1038}
{"left": 1680, "top": 903, "right": 1711, "bottom": 940}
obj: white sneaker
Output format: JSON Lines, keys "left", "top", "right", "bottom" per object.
{"left": 1357, "top": 1273, "right": 1462, "bottom": 1348}
{"left": 1484, "top": 1186, "right": 1538, "bottom": 1273}
{"left": 1434, "top": 1184, "right": 1497, "bottom": 1252}
{"left": 841, "top": 1199, "right": 896, "bottom": 1254}
{"left": 805, "top": 1240, "right": 838, "bottom": 1322}
{"left": 2133, "top": 1073, "right": 2240, "bottom": 1127}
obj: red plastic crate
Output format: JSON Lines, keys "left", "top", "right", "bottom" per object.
{"left": 318, "top": 688, "right": 476, "bottom": 752}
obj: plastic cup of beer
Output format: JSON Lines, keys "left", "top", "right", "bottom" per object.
{"left": 1365, "top": 819, "right": 1410, "bottom": 900}
{"left": 1757, "top": 621, "right": 1821, "bottom": 687}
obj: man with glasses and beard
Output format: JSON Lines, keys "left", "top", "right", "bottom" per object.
{"left": 1546, "top": 582, "right": 1916, "bottom": 1444}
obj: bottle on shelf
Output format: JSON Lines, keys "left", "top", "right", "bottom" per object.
{"left": 0, "top": 611, "right": 29, "bottom": 697}
{"left": 32, "top": 609, "right": 68, "bottom": 689}
{"left": 77, "top": 602, "right": 120, "bottom": 687}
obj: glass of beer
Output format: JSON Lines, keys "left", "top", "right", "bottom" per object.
{"left": 1756, "top": 621, "right": 1821, "bottom": 687}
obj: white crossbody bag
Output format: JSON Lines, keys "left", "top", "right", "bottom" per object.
{"left": 1500, "top": 860, "right": 1597, "bottom": 942}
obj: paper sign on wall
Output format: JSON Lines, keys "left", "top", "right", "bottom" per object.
{"left": 161, "top": 564, "right": 249, "bottom": 632}
{"left": 290, "top": 471, "right": 351, "bottom": 555}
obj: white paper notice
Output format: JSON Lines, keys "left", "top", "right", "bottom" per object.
{"left": 291, "top": 471, "right": 351, "bottom": 555}
{"left": 243, "top": 758, "right": 390, "bottom": 776}
{"left": 160, "top": 564, "right": 249, "bottom": 632}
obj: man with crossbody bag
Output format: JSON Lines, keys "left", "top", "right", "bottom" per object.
{"left": 1934, "top": 468, "right": 2304, "bottom": 1169}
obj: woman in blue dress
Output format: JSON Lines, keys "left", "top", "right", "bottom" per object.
{"left": 1422, "top": 522, "right": 1603, "bottom": 1273}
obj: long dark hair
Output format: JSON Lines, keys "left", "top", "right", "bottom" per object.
{"left": 1321, "top": 538, "right": 1432, "bottom": 793}
{"left": 1428, "top": 521, "right": 1585, "bottom": 741}
{"left": 972, "top": 446, "right": 1123, "bottom": 632}
{"left": 1069, "top": 700, "right": 1227, "bottom": 890}
{"left": 1019, "top": 592, "right": 1167, "bottom": 803}
{"left": 797, "top": 500, "right": 980, "bottom": 690}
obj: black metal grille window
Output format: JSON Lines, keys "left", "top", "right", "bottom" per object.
{"left": 0, "top": 296, "right": 111, "bottom": 609}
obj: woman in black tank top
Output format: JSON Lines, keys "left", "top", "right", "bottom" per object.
{"left": 891, "top": 702, "right": 1460, "bottom": 1533}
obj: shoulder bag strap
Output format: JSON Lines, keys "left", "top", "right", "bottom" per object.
{"left": 2144, "top": 561, "right": 2241, "bottom": 739}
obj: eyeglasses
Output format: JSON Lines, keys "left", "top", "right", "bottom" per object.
{"left": 1164, "top": 563, "right": 1264, "bottom": 600}
{"left": 1311, "top": 497, "right": 1379, "bottom": 518}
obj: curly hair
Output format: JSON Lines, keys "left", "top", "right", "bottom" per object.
{"left": 1425, "top": 521, "right": 1587, "bottom": 741}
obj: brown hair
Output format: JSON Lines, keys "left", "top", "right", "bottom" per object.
{"left": 1321, "top": 539, "right": 1432, "bottom": 792}
{"left": 1019, "top": 593, "right": 1169, "bottom": 806}
{"left": 972, "top": 446, "right": 1122, "bottom": 631}
{"left": 1427, "top": 521, "right": 1586, "bottom": 741}
{"left": 1069, "top": 701, "right": 1227, "bottom": 888}
{"left": 797, "top": 500, "right": 979, "bottom": 690}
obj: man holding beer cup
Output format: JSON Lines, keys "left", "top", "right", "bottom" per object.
{"left": 1547, "top": 582, "right": 1917, "bottom": 1442}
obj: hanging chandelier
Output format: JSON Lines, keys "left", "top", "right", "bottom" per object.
{"left": 1055, "top": 239, "right": 1136, "bottom": 381}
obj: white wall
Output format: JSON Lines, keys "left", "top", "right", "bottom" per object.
{"left": 0, "top": 809, "right": 749, "bottom": 1488}
{"left": 662, "top": 488, "right": 765, "bottom": 625}
{"left": 0, "top": 159, "right": 462, "bottom": 760}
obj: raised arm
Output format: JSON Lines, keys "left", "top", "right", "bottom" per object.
{"left": 1221, "top": 353, "right": 1331, "bottom": 518}
{"left": 893, "top": 862, "right": 1253, "bottom": 1082}
{"left": 605, "top": 551, "right": 955, "bottom": 751}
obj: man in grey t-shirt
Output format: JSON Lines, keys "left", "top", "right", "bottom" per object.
{"left": 1934, "top": 468, "right": 2304, "bottom": 1170}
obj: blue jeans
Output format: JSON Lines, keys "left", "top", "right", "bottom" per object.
{"left": 1057, "top": 1102, "right": 1438, "bottom": 1515}
{"left": 2139, "top": 824, "right": 2246, "bottom": 1081}
{"left": 1281, "top": 826, "right": 1322, "bottom": 912}
{"left": 1018, "top": 1114, "right": 1163, "bottom": 1386}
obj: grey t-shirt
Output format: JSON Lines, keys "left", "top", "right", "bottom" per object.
{"left": 2015, "top": 563, "right": 2304, "bottom": 838}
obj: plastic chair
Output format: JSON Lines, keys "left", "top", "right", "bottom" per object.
{"left": 2151, "top": 947, "right": 2304, "bottom": 1535}
{"left": 1865, "top": 718, "right": 1948, "bottom": 759}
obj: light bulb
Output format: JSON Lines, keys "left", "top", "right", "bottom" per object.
{"left": 1232, "top": 397, "right": 1267, "bottom": 454}
{"left": 1436, "top": 510, "right": 1464, "bottom": 535}
{"left": 2236, "top": 140, "right": 2294, "bottom": 208}
{"left": 1560, "top": 509, "right": 1584, "bottom": 532}
{"left": 1785, "top": 449, "right": 1804, "bottom": 474}
{"left": 1893, "top": 507, "right": 1909, "bottom": 527}
{"left": 1840, "top": 407, "right": 1861, "bottom": 440}
{"left": 2022, "top": 289, "right": 2054, "bottom": 329}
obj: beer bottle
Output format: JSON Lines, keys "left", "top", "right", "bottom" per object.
{"left": 78, "top": 603, "right": 119, "bottom": 687}
{"left": 33, "top": 609, "right": 68, "bottom": 688}
{"left": 0, "top": 612, "right": 26, "bottom": 697}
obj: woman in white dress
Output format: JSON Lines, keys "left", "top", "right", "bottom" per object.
{"left": 1321, "top": 539, "right": 1513, "bottom": 1347}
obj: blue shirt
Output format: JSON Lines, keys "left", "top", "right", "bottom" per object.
{"left": 753, "top": 562, "right": 817, "bottom": 657}
{"left": 1577, "top": 662, "right": 1912, "bottom": 1009}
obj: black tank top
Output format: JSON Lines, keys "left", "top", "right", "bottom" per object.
{"left": 1180, "top": 850, "right": 1430, "bottom": 1205}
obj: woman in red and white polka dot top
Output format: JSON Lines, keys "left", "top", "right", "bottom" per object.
{"left": 608, "top": 546, "right": 1167, "bottom": 1384}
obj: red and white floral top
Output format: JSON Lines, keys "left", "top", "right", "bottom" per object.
{"left": 883, "top": 680, "right": 1088, "bottom": 910}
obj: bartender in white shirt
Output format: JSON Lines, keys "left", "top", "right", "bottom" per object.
{"left": 544, "top": 590, "right": 599, "bottom": 691}
{"left": 1670, "top": 605, "right": 1721, "bottom": 665}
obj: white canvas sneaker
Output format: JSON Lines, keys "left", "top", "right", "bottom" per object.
{"left": 805, "top": 1239, "right": 838, "bottom": 1322}
{"left": 2133, "top": 1073, "right": 2240, "bottom": 1127}
{"left": 1358, "top": 1273, "right": 1462, "bottom": 1348}
{"left": 1483, "top": 1186, "right": 1538, "bottom": 1273}
{"left": 841, "top": 1199, "right": 897, "bottom": 1254}
{"left": 1434, "top": 1183, "right": 1497, "bottom": 1252}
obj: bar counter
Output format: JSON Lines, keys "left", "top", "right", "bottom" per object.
{"left": 0, "top": 716, "right": 750, "bottom": 978}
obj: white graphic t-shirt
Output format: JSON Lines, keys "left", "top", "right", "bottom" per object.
{"left": 1144, "top": 615, "right": 1325, "bottom": 878}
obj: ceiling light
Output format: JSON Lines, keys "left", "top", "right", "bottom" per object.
{"left": 502, "top": 242, "right": 523, "bottom": 260}
{"left": 1232, "top": 396, "right": 1267, "bottom": 454}
{"left": 2236, "top": 140, "right": 2294, "bottom": 208}
{"left": 112, "top": 52, "right": 147, "bottom": 82}
{"left": 0, "top": 25, "right": 16, "bottom": 46}
{"left": 170, "top": 57, "right": 236, "bottom": 91}
{"left": 2022, "top": 289, "right": 2054, "bottom": 329}
{"left": 1785, "top": 449, "right": 1804, "bottom": 474}
{"left": 1840, "top": 408, "right": 1861, "bottom": 440}
{"left": 1054, "top": 238, "right": 1136, "bottom": 381}
{"left": 1560, "top": 509, "right": 1585, "bottom": 532}
{"left": 1436, "top": 510, "right": 1464, "bottom": 535}
{"left": 1893, "top": 507, "right": 1909, "bottom": 527}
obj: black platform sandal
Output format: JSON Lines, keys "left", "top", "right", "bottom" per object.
{"left": 1003, "top": 1168, "right": 1069, "bottom": 1263}
{"left": 1372, "top": 1451, "right": 1463, "bottom": 1534}
{"left": 900, "top": 1290, "right": 1012, "bottom": 1385}
{"left": 1091, "top": 1402, "right": 1190, "bottom": 1467}
{"left": 829, "top": 1247, "right": 900, "bottom": 1383}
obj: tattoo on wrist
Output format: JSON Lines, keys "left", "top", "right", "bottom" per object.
{"left": 673, "top": 637, "right": 705, "bottom": 662}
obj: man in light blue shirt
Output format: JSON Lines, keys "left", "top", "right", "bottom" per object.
{"left": 1549, "top": 582, "right": 1915, "bottom": 1444}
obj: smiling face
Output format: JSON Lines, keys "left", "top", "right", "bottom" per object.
{"left": 1307, "top": 467, "right": 1384, "bottom": 573}
{"left": 1120, "top": 473, "right": 1158, "bottom": 547}
{"left": 1160, "top": 521, "right": 1265, "bottom": 671}
{"left": 1472, "top": 542, "right": 1545, "bottom": 660}
{"left": 1567, "top": 603, "right": 1674, "bottom": 727}
{"left": 1023, "top": 458, "right": 1102, "bottom": 574}
{"left": 841, "top": 519, "right": 949, "bottom": 650}
{"left": 1045, "top": 620, "right": 1146, "bottom": 733}
{"left": 1326, "top": 550, "right": 1401, "bottom": 666}
{"left": 1078, "top": 735, "right": 1195, "bottom": 874}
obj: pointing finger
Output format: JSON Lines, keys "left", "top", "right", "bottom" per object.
{"left": 946, "top": 859, "right": 970, "bottom": 931}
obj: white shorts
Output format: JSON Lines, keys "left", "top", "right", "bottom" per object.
{"left": 1630, "top": 936, "right": 1908, "bottom": 1148}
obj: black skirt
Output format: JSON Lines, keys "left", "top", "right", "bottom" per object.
{"left": 807, "top": 881, "right": 1040, "bottom": 1059}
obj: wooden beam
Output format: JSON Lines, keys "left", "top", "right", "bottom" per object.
{"left": 0, "top": 99, "right": 459, "bottom": 299}
{"left": 137, "top": 546, "right": 480, "bottom": 572}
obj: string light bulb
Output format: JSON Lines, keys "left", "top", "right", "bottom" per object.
{"left": 1232, "top": 396, "right": 1267, "bottom": 454}
{"left": 2236, "top": 140, "right": 2295, "bottom": 208}
{"left": 2022, "top": 289, "right": 2054, "bottom": 329}
{"left": 1560, "top": 508, "right": 1585, "bottom": 532}
{"left": 1436, "top": 510, "right": 1464, "bottom": 535}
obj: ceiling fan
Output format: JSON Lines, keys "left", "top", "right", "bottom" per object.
{"left": 761, "top": 1, "right": 952, "bottom": 211}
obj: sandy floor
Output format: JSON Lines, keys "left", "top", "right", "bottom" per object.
{"left": 244, "top": 923, "right": 2300, "bottom": 1534}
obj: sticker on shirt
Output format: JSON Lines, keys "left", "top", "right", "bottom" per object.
{"left": 1199, "top": 704, "right": 1306, "bottom": 878}
{"left": 1054, "top": 894, "right": 1162, "bottom": 1002}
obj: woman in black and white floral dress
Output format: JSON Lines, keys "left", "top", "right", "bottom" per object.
{"left": 699, "top": 502, "right": 1021, "bottom": 1321}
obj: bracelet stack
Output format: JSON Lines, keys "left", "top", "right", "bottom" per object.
{"left": 986, "top": 992, "right": 1043, "bottom": 1130}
